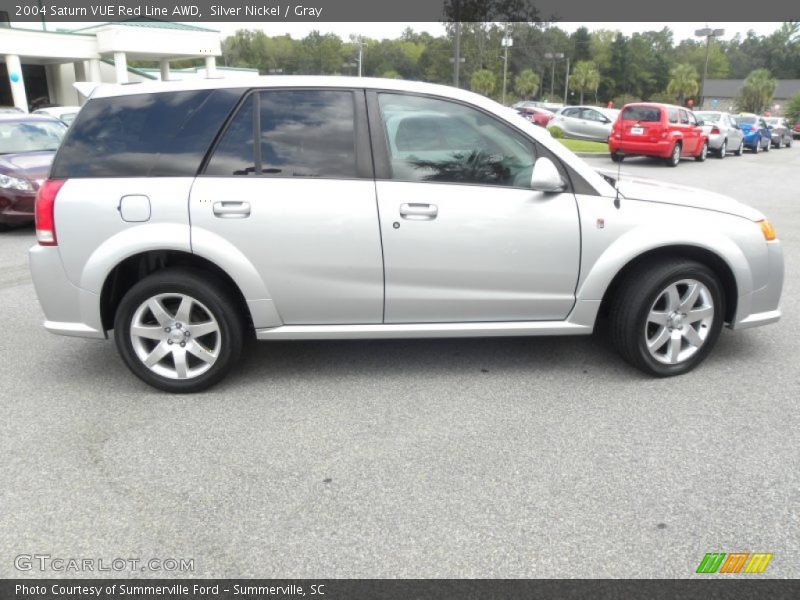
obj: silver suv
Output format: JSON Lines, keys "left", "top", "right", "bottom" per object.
{"left": 30, "top": 77, "right": 784, "bottom": 392}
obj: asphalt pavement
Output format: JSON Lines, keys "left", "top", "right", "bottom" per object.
{"left": 1, "top": 144, "right": 798, "bottom": 578}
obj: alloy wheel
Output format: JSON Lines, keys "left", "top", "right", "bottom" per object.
{"left": 129, "top": 293, "right": 221, "bottom": 380}
{"left": 644, "top": 279, "right": 714, "bottom": 365}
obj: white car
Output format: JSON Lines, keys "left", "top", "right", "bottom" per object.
{"left": 33, "top": 106, "right": 82, "bottom": 126}
{"left": 29, "top": 77, "right": 783, "bottom": 392}
{"left": 548, "top": 106, "right": 620, "bottom": 142}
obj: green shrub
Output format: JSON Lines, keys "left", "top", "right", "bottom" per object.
{"left": 548, "top": 126, "right": 565, "bottom": 139}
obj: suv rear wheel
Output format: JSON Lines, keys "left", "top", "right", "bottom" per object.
{"left": 665, "top": 142, "right": 681, "bottom": 167}
{"left": 610, "top": 260, "right": 725, "bottom": 376}
{"left": 114, "top": 268, "right": 245, "bottom": 393}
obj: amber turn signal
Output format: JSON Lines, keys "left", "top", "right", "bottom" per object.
{"left": 758, "top": 219, "right": 777, "bottom": 241}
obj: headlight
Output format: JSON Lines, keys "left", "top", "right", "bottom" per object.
{"left": 0, "top": 173, "right": 34, "bottom": 192}
{"left": 757, "top": 219, "right": 777, "bottom": 241}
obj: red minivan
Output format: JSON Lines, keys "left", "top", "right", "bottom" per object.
{"left": 608, "top": 102, "right": 709, "bottom": 167}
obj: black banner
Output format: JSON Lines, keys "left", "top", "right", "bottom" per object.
{"left": 0, "top": 0, "right": 798, "bottom": 23}
{"left": 4, "top": 580, "right": 800, "bottom": 600}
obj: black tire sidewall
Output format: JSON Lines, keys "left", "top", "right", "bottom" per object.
{"left": 113, "top": 269, "right": 244, "bottom": 393}
{"left": 629, "top": 264, "right": 725, "bottom": 377}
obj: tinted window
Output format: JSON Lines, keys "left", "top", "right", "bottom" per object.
{"left": 562, "top": 107, "right": 580, "bottom": 118}
{"left": 204, "top": 95, "right": 255, "bottom": 176}
{"left": 581, "top": 109, "right": 605, "bottom": 122}
{"left": 379, "top": 93, "right": 537, "bottom": 188}
{"left": 621, "top": 106, "right": 661, "bottom": 122}
{"left": 667, "top": 108, "right": 679, "bottom": 124}
{"left": 205, "top": 90, "right": 357, "bottom": 178}
{"left": 51, "top": 89, "right": 242, "bottom": 178}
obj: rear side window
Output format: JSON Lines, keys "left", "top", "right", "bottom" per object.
{"left": 621, "top": 106, "right": 661, "bottom": 122}
{"left": 205, "top": 89, "right": 358, "bottom": 178}
{"left": 51, "top": 89, "right": 243, "bottom": 178}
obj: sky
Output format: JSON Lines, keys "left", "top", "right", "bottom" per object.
{"left": 206, "top": 21, "right": 785, "bottom": 42}
{"left": 30, "top": 21, "right": 784, "bottom": 42}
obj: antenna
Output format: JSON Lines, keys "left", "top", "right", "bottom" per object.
{"left": 614, "top": 152, "right": 623, "bottom": 209}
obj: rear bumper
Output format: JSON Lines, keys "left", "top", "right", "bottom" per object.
{"left": 608, "top": 138, "right": 673, "bottom": 158}
{"left": 29, "top": 244, "right": 106, "bottom": 339}
{"left": 0, "top": 190, "right": 35, "bottom": 225}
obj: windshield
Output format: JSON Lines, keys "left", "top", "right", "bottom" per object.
{"left": 766, "top": 117, "right": 780, "bottom": 125}
{"left": 621, "top": 106, "right": 661, "bottom": 122}
{"left": 0, "top": 120, "right": 67, "bottom": 154}
{"left": 695, "top": 112, "right": 720, "bottom": 123}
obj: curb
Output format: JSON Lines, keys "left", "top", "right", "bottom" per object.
{"left": 574, "top": 152, "right": 611, "bottom": 158}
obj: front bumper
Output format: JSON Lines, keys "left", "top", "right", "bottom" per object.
{"left": 29, "top": 244, "right": 106, "bottom": 339}
{"left": 731, "top": 241, "right": 784, "bottom": 330}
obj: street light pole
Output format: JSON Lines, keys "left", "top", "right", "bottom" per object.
{"left": 694, "top": 27, "right": 724, "bottom": 108}
{"left": 563, "top": 56, "right": 570, "bottom": 105}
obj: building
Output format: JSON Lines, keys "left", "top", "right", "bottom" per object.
{"left": 701, "top": 79, "right": 800, "bottom": 114}
{"left": 0, "top": 20, "right": 258, "bottom": 111}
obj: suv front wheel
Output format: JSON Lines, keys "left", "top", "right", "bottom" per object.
{"left": 610, "top": 260, "right": 725, "bottom": 376}
{"left": 114, "top": 268, "right": 245, "bottom": 393}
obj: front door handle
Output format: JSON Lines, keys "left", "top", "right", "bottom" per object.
{"left": 213, "top": 201, "right": 251, "bottom": 218}
{"left": 399, "top": 203, "right": 438, "bottom": 220}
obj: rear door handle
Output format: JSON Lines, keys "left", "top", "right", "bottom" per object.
{"left": 399, "top": 203, "right": 438, "bottom": 220}
{"left": 213, "top": 201, "right": 251, "bottom": 218}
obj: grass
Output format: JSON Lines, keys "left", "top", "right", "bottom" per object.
{"left": 557, "top": 138, "right": 609, "bottom": 153}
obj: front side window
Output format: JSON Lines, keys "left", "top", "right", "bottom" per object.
{"left": 679, "top": 110, "right": 690, "bottom": 125}
{"left": 205, "top": 90, "right": 358, "bottom": 178}
{"left": 667, "top": 108, "right": 679, "bottom": 124}
{"left": 378, "top": 93, "right": 537, "bottom": 188}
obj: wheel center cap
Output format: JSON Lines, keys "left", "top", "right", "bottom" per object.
{"left": 669, "top": 312, "right": 685, "bottom": 329}
{"left": 169, "top": 326, "right": 185, "bottom": 342}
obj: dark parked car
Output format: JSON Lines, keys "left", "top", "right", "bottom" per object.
{"left": 764, "top": 117, "right": 793, "bottom": 148}
{"left": 0, "top": 113, "right": 67, "bottom": 230}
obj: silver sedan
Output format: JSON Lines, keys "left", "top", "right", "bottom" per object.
{"left": 694, "top": 111, "right": 745, "bottom": 158}
{"left": 547, "top": 106, "right": 619, "bottom": 142}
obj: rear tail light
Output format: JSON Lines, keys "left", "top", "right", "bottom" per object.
{"left": 711, "top": 126, "right": 720, "bottom": 135}
{"left": 35, "top": 179, "right": 66, "bottom": 246}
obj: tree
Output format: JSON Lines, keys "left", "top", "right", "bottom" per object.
{"left": 569, "top": 61, "right": 600, "bottom": 104}
{"left": 666, "top": 63, "right": 699, "bottom": 105}
{"left": 470, "top": 69, "right": 497, "bottom": 97}
{"left": 736, "top": 68, "right": 777, "bottom": 113}
{"left": 785, "top": 92, "right": 800, "bottom": 124}
{"left": 514, "top": 69, "right": 540, "bottom": 99}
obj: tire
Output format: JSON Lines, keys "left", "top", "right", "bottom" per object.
{"left": 776, "top": 138, "right": 783, "bottom": 149}
{"left": 665, "top": 142, "right": 681, "bottom": 167}
{"left": 716, "top": 139, "right": 727, "bottom": 159}
{"left": 609, "top": 260, "right": 725, "bottom": 377}
{"left": 763, "top": 138, "right": 770, "bottom": 152}
{"left": 610, "top": 151, "right": 622, "bottom": 163}
{"left": 735, "top": 139, "right": 744, "bottom": 156}
{"left": 753, "top": 140, "right": 760, "bottom": 154}
{"left": 113, "top": 268, "right": 245, "bottom": 393}
{"left": 695, "top": 141, "right": 708, "bottom": 162}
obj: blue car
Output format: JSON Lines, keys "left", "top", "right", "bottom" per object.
{"left": 735, "top": 114, "right": 771, "bottom": 153}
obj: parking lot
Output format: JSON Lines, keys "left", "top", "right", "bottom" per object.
{"left": 1, "top": 145, "right": 798, "bottom": 578}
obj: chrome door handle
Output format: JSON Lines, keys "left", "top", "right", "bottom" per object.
{"left": 399, "top": 203, "right": 438, "bottom": 220}
{"left": 213, "top": 201, "right": 251, "bottom": 218}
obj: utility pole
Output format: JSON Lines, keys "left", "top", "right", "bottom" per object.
{"left": 563, "top": 56, "right": 570, "bottom": 105}
{"left": 353, "top": 36, "right": 367, "bottom": 77}
{"left": 544, "top": 52, "right": 564, "bottom": 100}
{"left": 501, "top": 29, "right": 513, "bottom": 105}
{"left": 695, "top": 27, "right": 724, "bottom": 107}
{"left": 453, "top": 21, "right": 462, "bottom": 87}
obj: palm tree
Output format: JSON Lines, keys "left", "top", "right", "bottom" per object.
{"left": 470, "top": 69, "right": 497, "bottom": 97}
{"left": 666, "top": 64, "right": 699, "bottom": 105}
{"left": 568, "top": 61, "right": 600, "bottom": 104}
{"left": 514, "top": 69, "right": 540, "bottom": 100}
{"left": 736, "top": 69, "right": 778, "bottom": 114}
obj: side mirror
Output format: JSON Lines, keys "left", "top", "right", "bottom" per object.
{"left": 530, "top": 157, "right": 567, "bottom": 193}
